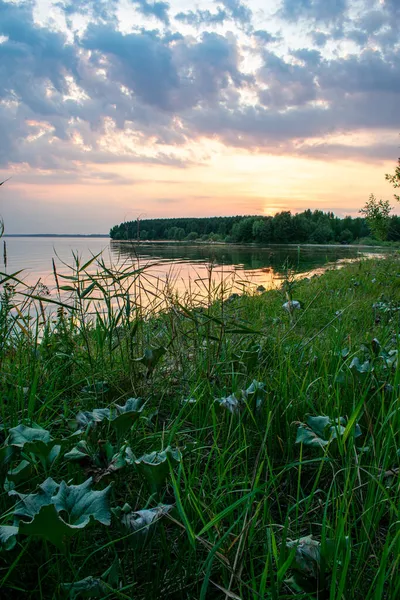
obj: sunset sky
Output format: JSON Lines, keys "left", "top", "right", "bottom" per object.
{"left": 0, "top": 0, "right": 399, "bottom": 233}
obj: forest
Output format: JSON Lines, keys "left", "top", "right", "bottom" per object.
{"left": 109, "top": 210, "right": 400, "bottom": 244}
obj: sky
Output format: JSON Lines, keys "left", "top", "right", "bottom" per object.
{"left": 0, "top": 0, "right": 399, "bottom": 234}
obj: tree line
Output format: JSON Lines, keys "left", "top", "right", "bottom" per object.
{"left": 110, "top": 153, "right": 400, "bottom": 245}
{"left": 109, "top": 210, "right": 400, "bottom": 244}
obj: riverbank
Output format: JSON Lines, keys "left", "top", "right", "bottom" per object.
{"left": 0, "top": 254, "right": 399, "bottom": 598}
{"left": 112, "top": 238, "right": 400, "bottom": 249}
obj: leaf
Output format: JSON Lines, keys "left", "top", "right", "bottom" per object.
{"left": 64, "top": 441, "right": 92, "bottom": 463}
{"left": 76, "top": 399, "right": 145, "bottom": 435}
{"left": 81, "top": 381, "right": 109, "bottom": 396}
{"left": 114, "top": 503, "right": 172, "bottom": 548}
{"left": 296, "top": 415, "right": 361, "bottom": 448}
{"left": 6, "top": 460, "right": 33, "bottom": 485}
{"left": 287, "top": 535, "right": 321, "bottom": 580}
{"left": 61, "top": 559, "right": 119, "bottom": 598}
{"left": 0, "top": 525, "right": 19, "bottom": 551}
{"left": 306, "top": 416, "right": 332, "bottom": 439}
{"left": 214, "top": 394, "right": 242, "bottom": 415}
{"left": 136, "top": 347, "right": 167, "bottom": 373}
{"left": 135, "top": 447, "right": 181, "bottom": 494}
{"left": 111, "top": 397, "right": 145, "bottom": 435}
{"left": 0, "top": 445, "right": 15, "bottom": 468}
{"left": 76, "top": 409, "right": 111, "bottom": 429}
{"left": 52, "top": 478, "right": 112, "bottom": 527}
{"left": 19, "top": 504, "right": 77, "bottom": 551}
{"left": 350, "top": 357, "right": 373, "bottom": 376}
{"left": 11, "top": 477, "right": 59, "bottom": 522}
{"left": 245, "top": 380, "right": 267, "bottom": 409}
{"left": 8, "top": 424, "right": 52, "bottom": 447}
{"left": 61, "top": 577, "right": 108, "bottom": 598}
{"left": 295, "top": 426, "right": 329, "bottom": 447}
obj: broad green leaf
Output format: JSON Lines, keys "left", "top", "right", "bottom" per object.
{"left": 305, "top": 416, "right": 332, "bottom": 439}
{"left": 350, "top": 357, "right": 373, "bottom": 376}
{"left": 76, "top": 399, "right": 144, "bottom": 435}
{"left": 0, "top": 525, "right": 18, "bottom": 551}
{"left": 11, "top": 477, "right": 59, "bottom": 522}
{"left": 61, "top": 560, "right": 119, "bottom": 598}
{"left": 0, "top": 445, "right": 15, "bottom": 468}
{"left": 114, "top": 503, "right": 172, "bottom": 548}
{"left": 76, "top": 409, "right": 111, "bottom": 429}
{"left": 111, "top": 398, "right": 145, "bottom": 435}
{"left": 81, "top": 381, "right": 109, "bottom": 395}
{"left": 53, "top": 478, "right": 112, "bottom": 527}
{"left": 135, "top": 447, "right": 181, "bottom": 494}
{"left": 61, "top": 577, "right": 108, "bottom": 598}
{"left": 295, "top": 426, "right": 329, "bottom": 447}
{"left": 8, "top": 424, "right": 51, "bottom": 447}
{"left": 215, "top": 394, "right": 242, "bottom": 415}
{"left": 296, "top": 415, "right": 361, "bottom": 449}
{"left": 6, "top": 460, "right": 33, "bottom": 485}
{"left": 64, "top": 441, "right": 92, "bottom": 462}
{"left": 19, "top": 504, "right": 76, "bottom": 551}
{"left": 245, "top": 380, "right": 267, "bottom": 409}
{"left": 135, "top": 347, "right": 166, "bottom": 373}
{"left": 287, "top": 535, "right": 321, "bottom": 579}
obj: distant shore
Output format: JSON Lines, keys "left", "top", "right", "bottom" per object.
{"left": 3, "top": 234, "right": 109, "bottom": 238}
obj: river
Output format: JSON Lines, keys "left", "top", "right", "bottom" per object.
{"left": 0, "top": 237, "right": 389, "bottom": 305}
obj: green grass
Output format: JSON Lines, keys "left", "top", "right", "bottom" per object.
{"left": 0, "top": 253, "right": 399, "bottom": 599}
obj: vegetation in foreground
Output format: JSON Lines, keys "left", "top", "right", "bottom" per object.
{"left": 0, "top": 252, "right": 399, "bottom": 599}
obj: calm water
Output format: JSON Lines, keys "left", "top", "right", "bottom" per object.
{"left": 1, "top": 237, "right": 388, "bottom": 301}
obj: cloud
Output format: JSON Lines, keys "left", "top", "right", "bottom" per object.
{"left": 219, "top": 0, "right": 252, "bottom": 25}
{"left": 57, "top": 0, "right": 119, "bottom": 21}
{"left": 279, "top": 0, "right": 347, "bottom": 24}
{"left": 0, "top": 0, "right": 399, "bottom": 178}
{"left": 175, "top": 8, "right": 227, "bottom": 27}
{"left": 252, "top": 30, "right": 281, "bottom": 44}
{"left": 130, "top": 0, "right": 170, "bottom": 25}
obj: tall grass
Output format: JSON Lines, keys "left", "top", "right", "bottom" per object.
{"left": 0, "top": 250, "right": 399, "bottom": 599}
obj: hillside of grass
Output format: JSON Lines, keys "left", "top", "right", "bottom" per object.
{"left": 0, "top": 254, "right": 399, "bottom": 599}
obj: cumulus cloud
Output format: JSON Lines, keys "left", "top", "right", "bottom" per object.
{"left": 0, "top": 0, "right": 399, "bottom": 173}
{"left": 279, "top": 0, "right": 347, "bottom": 24}
{"left": 130, "top": 0, "right": 170, "bottom": 25}
{"left": 175, "top": 8, "right": 227, "bottom": 27}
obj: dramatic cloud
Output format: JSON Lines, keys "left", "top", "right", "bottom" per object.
{"left": 0, "top": 0, "right": 399, "bottom": 178}
{"left": 279, "top": 0, "right": 347, "bottom": 24}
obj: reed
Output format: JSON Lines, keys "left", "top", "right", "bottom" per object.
{"left": 0, "top": 250, "right": 399, "bottom": 599}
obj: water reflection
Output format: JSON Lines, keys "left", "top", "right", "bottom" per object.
{"left": 110, "top": 241, "right": 385, "bottom": 296}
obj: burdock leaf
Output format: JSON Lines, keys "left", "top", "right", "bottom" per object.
{"left": 214, "top": 394, "right": 242, "bottom": 415}
{"left": 136, "top": 347, "right": 166, "bottom": 373}
{"left": 19, "top": 504, "right": 76, "bottom": 551}
{"left": 76, "top": 409, "right": 111, "bottom": 429}
{"left": 135, "top": 447, "right": 181, "bottom": 494}
{"left": 306, "top": 416, "right": 331, "bottom": 438}
{"left": 295, "top": 426, "right": 329, "bottom": 447}
{"left": 115, "top": 504, "right": 172, "bottom": 549}
{"left": 52, "top": 478, "right": 112, "bottom": 527}
{"left": 64, "top": 441, "right": 92, "bottom": 463}
{"left": 6, "top": 460, "right": 33, "bottom": 485}
{"left": 0, "top": 525, "right": 19, "bottom": 551}
{"left": 8, "top": 424, "right": 51, "bottom": 447}
{"left": 61, "top": 576, "right": 108, "bottom": 598}
{"left": 287, "top": 535, "right": 321, "bottom": 579}
{"left": 111, "top": 398, "right": 145, "bottom": 435}
{"left": 10, "top": 477, "right": 59, "bottom": 521}
{"left": 81, "top": 381, "right": 109, "bottom": 395}
{"left": 0, "top": 445, "right": 15, "bottom": 468}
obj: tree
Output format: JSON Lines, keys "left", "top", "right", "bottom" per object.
{"left": 385, "top": 154, "right": 400, "bottom": 202}
{"left": 339, "top": 229, "right": 353, "bottom": 244}
{"left": 360, "top": 194, "right": 392, "bottom": 241}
